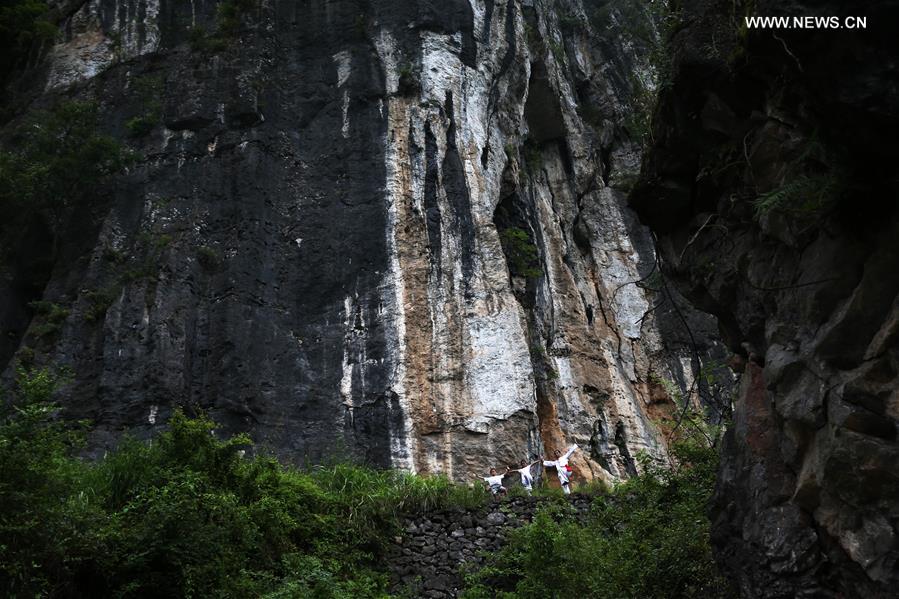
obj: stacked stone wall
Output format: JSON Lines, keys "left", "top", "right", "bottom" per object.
{"left": 386, "top": 495, "right": 593, "bottom": 598}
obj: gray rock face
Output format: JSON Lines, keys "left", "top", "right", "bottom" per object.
{"left": 2, "top": 1, "right": 720, "bottom": 482}
{"left": 631, "top": 1, "right": 899, "bottom": 596}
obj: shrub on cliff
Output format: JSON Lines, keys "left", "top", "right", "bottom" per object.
{"left": 0, "top": 100, "right": 131, "bottom": 260}
{"left": 0, "top": 0, "right": 56, "bottom": 77}
{"left": 499, "top": 227, "right": 543, "bottom": 279}
{"left": 0, "top": 367, "right": 488, "bottom": 598}
{"left": 461, "top": 440, "right": 733, "bottom": 599}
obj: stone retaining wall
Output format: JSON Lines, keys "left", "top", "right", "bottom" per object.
{"left": 386, "top": 495, "right": 593, "bottom": 598}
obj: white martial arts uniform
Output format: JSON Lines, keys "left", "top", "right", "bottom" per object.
{"left": 543, "top": 444, "right": 578, "bottom": 494}
{"left": 513, "top": 464, "right": 535, "bottom": 494}
{"left": 483, "top": 474, "right": 506, "bottom": 495}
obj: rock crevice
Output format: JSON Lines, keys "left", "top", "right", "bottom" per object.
{"left": 2, "top": 0, "right": 722, "bottom": 483}
{"left": 630, "top": 1, "right": 899, "bottom": 595}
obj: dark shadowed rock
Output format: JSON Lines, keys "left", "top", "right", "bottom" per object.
{"left": 630, "top": 1, "right": 899, "bottom": 596}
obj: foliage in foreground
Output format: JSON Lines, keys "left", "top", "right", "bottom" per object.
{"left": 1, "top": 366, "right": 730, "bottom": 598}
{"left": 461, "top": 440, "right": 732, "bottom": 599}
{"left": 0, "top": 367, "right": 488, "bottom": 598}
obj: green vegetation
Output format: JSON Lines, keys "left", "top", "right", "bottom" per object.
{"left": 556, "top": 11, "right": 582, "bottom": 31}
{"left": 585, "top": 0, "right": 679, "bottom": 148}
{"left": 499, "top": 227, "right": 543, "bottom": 279}
{"left": 117, "top": 231, "right": 173, "bottom": 283}
{"left": 14, "top": 345, "right": 35, "bottom": 367}
{"left": 544, "top": 363, "right": 558, "bottom": 381}
{"left": 547, "top": 38, "right": 566, "bottom": 64}
{"left": 572, "top": 477, "right": 611, "bottom": 496}
{"left": 0, "top": 0, "right": 56, "bottom": 76}
{"left": 139, "top": 230, "right": 172, "bottom": 249}
{"left": 397, "top": 63, "right": 419, "bottom": 96}
{"left": 102, "top": 246, "right": 127, "bottom": 264}
{"left": 461, "top": 440, "right": 731, "bottom": 599}
{"left": 0, "top": 367, "right": 490, "bottom": 598}
{"left": 124, "top": 114, "right": 155, "bottom": 137}
{"left": 522, "top": 142, "right": 542, "bottom": 172}
{"left": 0, "top": 364, "right": 730, "bottom": 598}
{"left": 523, "top": 22, "right": 540, "bottom": 53}
{"left": 0, "top": 100, "right": 131, "bottom": 257}
{"left": 521, "top": 16, "right": 567, "bottom": 65}
{"left": 752, "top": 134, "right": 844, "bottom": 220}
{"left": 622, "top": 73, "right": 657, "bottom": 148}
{"left": 0, "top": 99, "right": 131, "bottom": 323}
{"left": 27, "top": 300, "right": 69, "bottom": 337}
{"left": 217, "top": 0, "right": 255, "bottom": 37}
{"left": 587, "top": 0, "right": 677, "bottom": 68}
{"left": 126, "top": 73, "right": 164, "bottom": 138}
{"left": 752, "top": 172, "right": 841, "bottom": 220}
{"left": 188, "top": 26, "right": 225, "bottom": 53}
{"left": 83, "top": 229, "right": 179, "bottom": 324}
{"left": 354, "top": 13, "right": 368, "bottom": 40}
{"left": 108, "top": 30, "right": 124, "bottom": 62}
{"left": 83, "top": 287, "right": 118, "bottom": 322}
{"left": 649, "top": 371, "right": 727, "bottom": 447}
{"left": 189, "top": 0, "right": 255, "bottom": 53}
{"left": 197, "top": 244, "right": 221, "bottom": 270}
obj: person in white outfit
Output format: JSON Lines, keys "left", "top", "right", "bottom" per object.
{"left": 543, "top": 444, "right": 579, "bottom": 494}
{"left": 482, "top": 468, "right": 507, "bottom": 497}
{"left": 507, "top": 460, "right": 539, "bottom": 495}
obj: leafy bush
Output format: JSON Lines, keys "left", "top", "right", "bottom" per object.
{"left": 751, "top": 133, "right": 845, "bottom": 221}
{"left": 0, "top": 101, "right": 129, "bottom": 205}
{"left": 462, "top": 440, "right": 733, "bottom": 599}
{"left": 188, "top": 0, "right": 255, "bottom": 52}
{"left": 0, "top": 0, "right": 56, "bottom": 76}
{"left": 0, "top": 366, "right": 91, "bottom": 597}
{"left": 397, "top": 63, "right": 419, "bottom": 96}
{"left": 125, "top": 73, "right": 164, "bottom": 137}
{"left": 0, "top": 365, "right": 730, "bottom": 598}
{"left": 752, "top": 172, "right": 841, "bottom": 219}
{"left": 27, "top": 299, "right": 69, "bottom": 337}
{"left": 0, "top": 368, "right": 490, "bottom": 597}
{"left": 0, "top": 101, "right": 131, "bottom": 257}
{"left": 197, "top": 244, "right": 220, "bottom": 269}
{"left": 188, "top": 25, "right": 222, "bottom": 52}
{"left": 82, "top": 287, "right": 118, "bottom": 322}
{"left": 125, "top": 114, "right": 155, "bottom": 137}
{"left": 217, "top": 0, "right": 255, "bottom": 37}
{"left": 622, "top": 73, "right": 657, "bottom": 147}
{"left": 499, "top": 227, "right": 543, "bottom": 279}
{"left": 522, "top": 142, "right": 542, "bottom": 172}
{"left": 584, "top": 0, "right": 679, "bottom": 147}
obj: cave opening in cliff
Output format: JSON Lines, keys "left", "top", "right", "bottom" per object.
{"left": 492, "top": 188, "right": 542, "bottom": 305}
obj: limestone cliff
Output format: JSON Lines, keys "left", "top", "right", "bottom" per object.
{"left": 631, "top": 1, "right": 898, "bottom": 596}
{"left": 1, "top": 0, "right": 721, "bottom": 482}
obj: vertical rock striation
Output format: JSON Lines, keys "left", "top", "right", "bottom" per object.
{"left": 1, "top": 0, "right": 720, "bottom": 482}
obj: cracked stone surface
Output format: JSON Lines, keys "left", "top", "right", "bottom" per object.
{"left": 1, "top": 0, "right": 724, "bottom": 483}
{"left": 630, "top": 1, "right": 899, "bottom": 596}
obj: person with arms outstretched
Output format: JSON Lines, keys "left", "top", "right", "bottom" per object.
{"left": 482, "top": 467, "right": 507, "bottom": 498}
{"left": 543, "top": 444, "right": 578, "bottom": 494}
{"left": 507, "top": 459, "right": 539, "bottom": 495}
